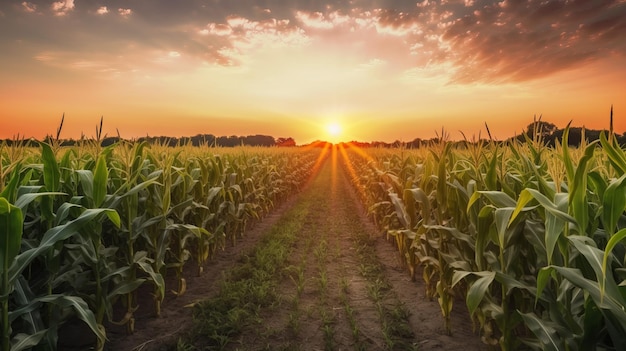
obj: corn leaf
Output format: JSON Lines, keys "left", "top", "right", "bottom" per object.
{"left": 40, "top": 142, "right": 60, "bottom": 191}
{"left": 0, "top": 198, "right": 23, "bottom": 273}
{"left": 465, "top": 271, "right": 495, "bottom": 316}
{"left": 93, "top": 154, "right": 109, "bottom": 208}
{"left": 602, "top": 173, "right": 626, "bottom": 236}
{"left": 519, "top": 311, "right": 564, "bottom": 351}
{"left": 10, "top": 331, "right": 47, "bottom": 351}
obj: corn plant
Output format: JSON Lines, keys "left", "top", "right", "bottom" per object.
{"left": 343, "top": 113, "right": 626, "bottom": 350}
{"left": 1, "top": 139, "right": 320, "bottom": 350}
{"left": 1, "top": 162, "right": 117, "bottom": 350}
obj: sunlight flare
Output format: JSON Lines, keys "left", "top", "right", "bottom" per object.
{"left": 326, "top": 122, "right": 342, "bottom": 142}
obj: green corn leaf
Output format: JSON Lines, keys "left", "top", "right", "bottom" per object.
{"left": 424, "top": 225, "right": 473, "bottom": 248}
{"left": 451, "top": 270, "right": 472, "bottom": 288}
{"left": 495, "top": 207, "right": 514, "bottom": 247}
{"left": 388, "top": 192, "right": 409, "bottom": 228}
{"left": 14, "top": 192, "right": 66, "bottom": 218}
{"left": 602, "top": 228, "right": 626, "bottom": 301}
{"left": 38, "top": 295, "right": 105, "bottom": 347}
{"left": 539, "top": 266, "right": 626, "bottom": 326}
{"left": 107, "top": 279, "right": 146, "bottom": 298}
{"left": 137, "top": 260, "right": 165, "bottom": 301}
{"left": 580, "top": 298, "right": 604, "bottom": 349}
{"left": 54, "top": 202, "right": 83, "bottom": 226}
{"left": 524, "top": 188, "right": 578, "bottom": 229}
{"left": 475, "top": 205, "right": 494, "bottom": 271}
{"left": 0, "top": 165, "right": 21, "bottom": 203}
{"left": 587, "top": 171, "right": 606, "bottom": 202}
{"left": 600, "top": 131, "right": 626, "bottom": 174}
{"left": 509, "top": 188, "right": 535, "bottom": 226}
{"left": 477, "top": 191, "right": 517, "bottom": 208}
{"left": 104, "top": 209, "right": 121, "bottom": 228}
{"left": 403, "top": 188, "right": 418, "bottom": 228}
{"left": 568, "top": 235, "right": 622, "bottom": 301}
{"left": 467, "top": 190, "right": 481, "bottom": 212}
{"left": 569, "top": 141, "right": 596, "bottom": 234}
{"left": 76, "top": 169, "right": 94, "bottom": 201}
{"left": 93, "top": 154, "right": 109, "bottom": 207}
{"left": 0, "top": 198, "right": 23, "bottom": 273}
{"left": 9, "top": 208, "right": 120, "bottom": 283}
{"left": 436, "top": 143, "right": 450, "bottom": 209}
{"left": 40, "top": 142, "right": 60, "bottom": 191}
{"left": 519, "top": 311, "right": 564, "bottom": 351}
{"left": 9, "top": 294, "right": 104, "bottom": 348}
{"left": 12, "top": 277, "right": 45, "bottom": 335}
{"left": 602, "top": 173, "right": 626, "bottom": 236}
{"left": 485, "top": 148, "right": 498, "bottom": 191}
{"left": 465, "top": 271, "right": 495, "bottom": 316}
{"left": 408, "top": 187, "right": 430, "bottom": 225}
{"left": 10, "top": 331, "right": 47, "bottom": 351}
{"left": 536, "top": 266, "right": 554, "bottom": 306}
{"left": 544, "top": 193, "right": 568, "bottom": 265}
{"left": 561, "top": 123, "right": 575, "bottom": 188}
{"left": 493, "top": 271, "right": 545, "bottom": 303}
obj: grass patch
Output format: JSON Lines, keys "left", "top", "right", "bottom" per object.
{"left": 177, "top": 201, "right": 310, "bottom": 350}
{"left": 351, "top": 223, "right": 418, "bottom": 351}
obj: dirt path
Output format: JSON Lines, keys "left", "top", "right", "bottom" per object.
{"left": 107, "top": 146, "right": 486, "bottom": 351}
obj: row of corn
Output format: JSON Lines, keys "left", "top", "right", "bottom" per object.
{"left": 342, "top": 128, "right": 626, "bottom": 350}
{"left": 0, "top": 139, "right": 319, "bottom": 351}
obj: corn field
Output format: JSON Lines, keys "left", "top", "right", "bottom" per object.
{"left": 4, "top": 126, "right": 626, "bottom": 351}
{"left": 342, "top": 127, "right": 626, "bottom": 351}
{"left": 0, "top": 139, "right": 319, "bottom": 351}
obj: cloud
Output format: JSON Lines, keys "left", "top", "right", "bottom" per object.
{"left": 295, "top": 11, "right": 334, "bottom": 29}
{"left": 34, "top": 50, "right": 123, "bottom": 74}
{"left": 118, "top": 8, "right": 132, "bottom": 18}
{"left": 205, "top": 23, "right": 232, "bottom": 36}
{"left": 21, "top": 2, "right": 37, "bottom": 13}
{"left": 192, "top": 16, "right": 311, "bottom": 65}
{"left": 438, "top": 0, "right": 626, "bottom": 83}
{"left": 7, "top": 0, "right": 625, "bottom": 85}
{"left": 51, "top": 0, "right": 74, "bottom": 16}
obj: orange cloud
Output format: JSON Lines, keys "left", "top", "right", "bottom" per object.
{"left": 51, "top": 0, "right": 73, "bottom": 16}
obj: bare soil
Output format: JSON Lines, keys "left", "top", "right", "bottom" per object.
{"left": 105, "top": 147, "right": 487, "bottom": 351}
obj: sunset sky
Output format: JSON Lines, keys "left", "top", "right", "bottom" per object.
{"left": 1, "top": 0, "right": 625, "bottom": 144}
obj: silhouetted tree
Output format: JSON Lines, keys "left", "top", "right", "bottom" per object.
{"left": 276, "top": 137, "right": 296, "bottom": 147}
{"left": 525, "top": 121, "right": 558, "bottom": 140}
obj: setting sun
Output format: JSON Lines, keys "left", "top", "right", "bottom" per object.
{"left": 326, "top": 122, "right": 342, "bottom": 142}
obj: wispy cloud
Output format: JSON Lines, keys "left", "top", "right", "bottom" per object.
{"left": 51, "top": 0, "right": 74, "bottom": 16}
{"left": 21, "top": 2, "right": 37, "bottom": 13}
{"left": 96, "top": 6, "right": 108, "bottom": 15}
{"left": 439, "top": 0, "right": 626, "bottom": 83}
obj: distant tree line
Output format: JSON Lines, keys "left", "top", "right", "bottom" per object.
{"left": 513, "top": 121, "right": 626, "bottom": 147}
{"left": 338, "top": 121, "right": 626, "bottom": 149}
{"left": 3, "top": 121, "right": 623, "bottom": 149}
{"left": 1, "top": 134, "right": 298, "bottom": 147}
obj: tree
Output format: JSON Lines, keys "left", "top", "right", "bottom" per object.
{"left": 525, "top": 120, "right": 557, "bottom": 140}
{"left": 276, "top": 137, "right": 296, "bottom": 147}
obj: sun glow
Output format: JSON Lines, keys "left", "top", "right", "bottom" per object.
{"left": 326, "top": 122, "right": 342, "bottom": 143}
